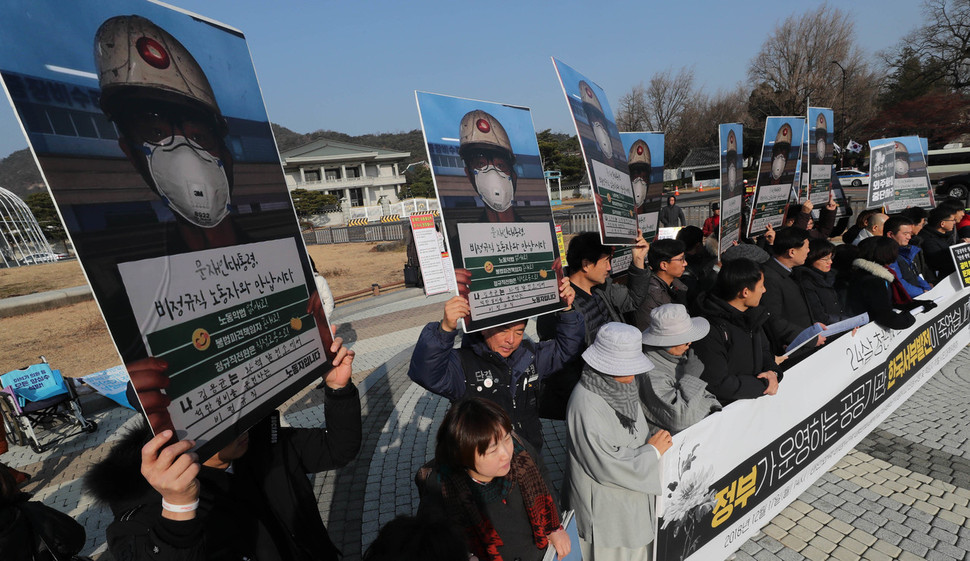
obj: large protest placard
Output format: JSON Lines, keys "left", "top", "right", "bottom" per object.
{"left": 0, "top": 0, "right": 332, "bottom": 458}
{"left": 415, "top": 92, "right": 563, "bottom": 332}
{"left": 747, "top": 118, "right": 805, "bottom": 237}
{"left": 719, "top": 124, "right": 744, "bottom": 253}
{"left": 874, "top": 136, "right": 934, "bottom": 212}
{"left": 806, "top": 107, "right": 834, "bottom": 204}
{"left": 867, "top": 141, "right": 896, "bottom": 209}
{"left": 620, "top": 132, "right": 664, "bottom": 241}
{"left": 654, "top": 276, "right": 970, "bottom": 560}
{"left": 553, "top": 59, "right": 637, "bottom": 246}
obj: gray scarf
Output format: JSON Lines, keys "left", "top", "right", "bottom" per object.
{"left": 579, "top": 365, "right": 641, "bottom": 434}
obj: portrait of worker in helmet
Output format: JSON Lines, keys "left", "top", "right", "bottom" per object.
{"left": 95, "top": 15, "right": 239, "bottom": 249}
{"left": 458, "top": 110, "right": 521, "bottom": 222}
{"left": 416, "top": 93, "right": 564, "bottom": 332}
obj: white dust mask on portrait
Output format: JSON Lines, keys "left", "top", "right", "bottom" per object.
{"left": 474, "top": 165, "right": 514, "bottom": 212}
{"left": 146, "top": 136, "right": 231, "bottom": 228}
{"left": 771, "top": 151, "right": 788, "bottom": 181}
{"left": 632, "top": 177, "right": 647, "bottom": 207}
{"left": 592, "top": 120, "right": 613, "bottom": 157}
{"left": 895, "top": 157, "right": 909, "bottom": 177}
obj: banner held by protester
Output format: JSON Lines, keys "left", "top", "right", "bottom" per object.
{"left": 415, "top": 91, "right": 564, "bottom": 332}
{"left": 719, "top": 124, "right": 744, "bottom": 253}
{"left": 552, "top": 58, "right": 638, "bottom": 246}
{"left": 867, "top": 141, "right": 896, "bottom": 209}
{"left": 0, "top": 0, "right": 334, "bottom": 458}
{"left": 620, "top": 132, "right": 665, "bottom": 241}
{"left": 747, "top": 117, "right": 805, "bottom": 237}
{"left": 807, "top": 107, "right": 835, "bottom": 205}
{"left": 655, "top": 275, "right": 970, "bottom": 560}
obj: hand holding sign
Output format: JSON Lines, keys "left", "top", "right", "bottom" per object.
{"left": 126, "top": 357, "right": 174, "bottom": 435}
{"left": 141, "top": 430, "right": 200, "bottom": 521}
{"left": 323, "top": 326, "right": 354, "bottom": 390}
{"left": 441, "top": 295, "right": 471, "bottom": 333}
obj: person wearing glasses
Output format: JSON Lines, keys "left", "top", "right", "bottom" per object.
{"left": 791, "top": 239, "right": 851, "bottom": 325}
{"left": 639, "top": 304, "right": 721, "bottom": 434}
{"left": 921, "top": 205, "right": 961, "bottom": 279}
{"left": 635, "top": 238, "right": 688, "bottom": 330}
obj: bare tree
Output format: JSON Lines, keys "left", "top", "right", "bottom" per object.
{"left": 887, "top": 0, "right": 970, "bottom": 91}
{"left": 746, "top": 5, "right": 877, "bottom": 145}
{"left": 616, "top": 83, "right": 650, "bottom": 132}
{"left": 645, "top": 67, "right": 696, "bottom": 132}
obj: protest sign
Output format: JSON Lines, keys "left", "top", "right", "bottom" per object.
{"left": 0, "top": 0, "right": 332, "bottom": 457}
{"left": 718, "top": 124, "right": 744, "bottom": 253}
{"left": 409, "top": 213, "right": 451, "bottom": 296}
{"left": 747, "top": 118, "right": 805, "bottom": 237}
{"left": 867, "top": 142, "right": 896, "bottom": 209}
{"left": 655, "top": 276, "right": 970, "bottom": 560}
{"left": 415, "top": 92, "right": 563, "bottom": 332}
{"left": 876, "top": 136, "right": 934, "bottom": 211}
{"left": 951, "top": 242, "right": 970, "bottom": 289}
{"left": 620, "top": 132, "right": 665, "bottom": 241}
{"left": 82, "top": 366, "right": 134, "bottom": 410}
{"left": 806, "top": 107, "right": 834, "bottom": 205}
{"left": 552, "top": 59, "right": 637, "bottom": 245}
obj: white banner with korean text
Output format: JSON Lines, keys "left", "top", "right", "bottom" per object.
{"left": 655, "top": 276, "right": 970, "bottom": 560}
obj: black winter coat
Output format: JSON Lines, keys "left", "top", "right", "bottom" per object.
{"left": 692, "top": 293, "right": 783, "bottom": 405}
{"left": 791, "top": 266, "right": 847, "bottom": 325}
{"left": 845, "top": 259, "right": 917, "bottom": 331}
{"left": 85, "top": 384, "right": 362, "bottom": 561}
{"left": 0, "top": 493, "right": 86, "bottom": 561}
{"left": 761, "top": 258, "right": 816, "bottom": 355}
{"left": 921, "top": 228, "right": 956, "bottom": 279}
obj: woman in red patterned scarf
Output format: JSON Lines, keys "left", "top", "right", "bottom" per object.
{"left": 415, "top": 398, "right": 571, "bottom": 561}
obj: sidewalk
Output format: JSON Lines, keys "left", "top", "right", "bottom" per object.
{"left": 2, "top": 287, "right": 968, "bottom": 560}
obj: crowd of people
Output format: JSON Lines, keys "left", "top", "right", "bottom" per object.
{"left": 3, "top": 193, "right": 967, "bottom": 561}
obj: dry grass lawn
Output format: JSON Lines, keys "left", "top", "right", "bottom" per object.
{"left": 0, "top": 242, "right": 408, "bottom": 377}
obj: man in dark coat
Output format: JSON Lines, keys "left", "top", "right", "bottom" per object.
{"left": 693, "top": 259, "right": 783, "bottom": 404}
{"left": 761, "top": 227, "right": 820, "bottom": 355}
{"left": 408, "top": 277, "right": 582, "bottom": 450}
{"left": 534, "top": 231, "right": 650, "bottom": 419}
{"left": 85, "top": 338, "right": 361, "bottom": 561}
{"left": 659, "top": 196, "right": 686, "bottom": 227}
{"left": 921, "top": 205, "right": 961, "bottom": 279}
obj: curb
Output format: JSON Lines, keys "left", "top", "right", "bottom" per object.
{"left": 0, "top": 285, "right": 92, "bottom": 318}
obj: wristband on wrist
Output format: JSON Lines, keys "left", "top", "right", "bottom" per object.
{"left": 161, "top": 498, "right": 199, "bottom": 513}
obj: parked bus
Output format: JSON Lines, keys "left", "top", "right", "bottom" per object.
{"left": 927, "top": 144, "right": 970, "bottom": 202}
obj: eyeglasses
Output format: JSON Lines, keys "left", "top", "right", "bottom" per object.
{"left": 669, "top": 256, "right": 687, "bottom": 263}
{"left": 126, "top": 109, "right": 221, "bottom": 152}
{"left": 818, "top": 255, "right": 834, "bottom": 262}
{"left": 465, "top": 151, "right": 514, "bottom": 175}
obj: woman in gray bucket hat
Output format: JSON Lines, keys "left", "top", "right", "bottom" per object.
{"left": 639, "top": 304, "right": 722, "bottom": 434}
{"left": 564, "top": 322, "right": 672, "bottom": 561}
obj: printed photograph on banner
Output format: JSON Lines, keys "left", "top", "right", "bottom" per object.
{"left": 807, "top": 107, "right": 834, "bottom": 204}
{"left": 414, "top": 91, "right": 563, "bottom": 332}
{"left": 747, "top": 117, "right": 805, "bottom": 237}
{"left": 874, "top": 136, "right": 934, "bottom": 211}
{"left": 408, "top": 213, "right": 451, "bottom": 296}
{"left": 719, "top": 124, "right": 744, "bottom": 253}
{"left": 656, "top": 281, "right": 970, "bottom": 561}
{"left": 552, "top": 58, "right": 637, "bottom": 245}
{"left": 621, "top": 132, "right": 664, "bottom": 241}
{"left": 0, "top": 0, "right": 332, "bottom": 458}
{"left": 866, "top": 142, "right": 896, "bottom": 209}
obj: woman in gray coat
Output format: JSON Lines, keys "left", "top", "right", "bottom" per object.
{"left": 565, "top": 323, "right": 672, "bottom": 561}
{"left": 639, "top": 304, "right": 722, "bottom": 434}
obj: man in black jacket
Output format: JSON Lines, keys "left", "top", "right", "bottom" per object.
{"left": 85, "top": 336, "right": 361, "bottom": 561}
{"left": 921, "top": 205, "right": 961, "bottom": 279}
{"left": 761, "top": 227, "right": 823, "bottom": 355}
{"left": 693, "top": 259, "right": 783, "bottom": 404}
{"left": 659, "top": 196, "right": 686, "bottom": 227}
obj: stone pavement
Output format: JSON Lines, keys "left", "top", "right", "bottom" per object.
{"left": 2, "top": 287, "right": 969, "bottom": 560}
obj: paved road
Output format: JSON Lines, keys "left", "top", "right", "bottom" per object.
{"left": 2, "top": 287, "right": 968, "bottom": 560}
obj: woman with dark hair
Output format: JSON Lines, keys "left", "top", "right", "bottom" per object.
{"left": 792, "top": 239, "right": 848, "bottom": 324}
{"left": 415, "top": 398, "right": 570, "bottom": 561}
{"left": 0, "top": 463, "right": 87, "bottom": 560}
{"left": 846, "top": 237, "right": 935, "bottom": 330}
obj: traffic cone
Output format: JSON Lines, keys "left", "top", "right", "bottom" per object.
{"left": 675, "top": 185, "right": 680, "bottom": 196}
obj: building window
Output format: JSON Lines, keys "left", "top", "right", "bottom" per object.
{"left": 346, "top": 167, "right": 361, "bottom": 179}
{"left": 325, "top": 168, "right": 341, "bottom": 180}
{"left": 348, "top": 188, "right": 363, "bottom": 207}
{"left": 304, "top": 169, "right": 321, "bottom": 182}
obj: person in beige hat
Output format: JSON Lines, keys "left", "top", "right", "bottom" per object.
{"left": 639, "top": 304, "right": 721, "bottom": 434}
{"left": 565, "top": 323, "right": 671, "bottom": 561}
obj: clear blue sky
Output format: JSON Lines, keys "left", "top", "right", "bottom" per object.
{"left": 0, "top": 0, "right": 924, "bottom": 160}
